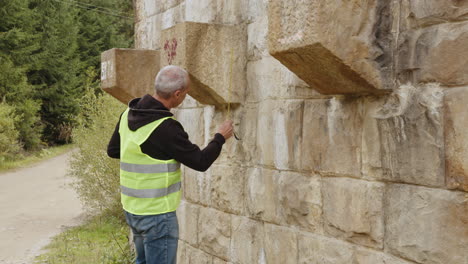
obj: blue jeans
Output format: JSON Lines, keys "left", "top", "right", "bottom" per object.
{"left": 124, "top": 211, "right": 179, "bottom": 264}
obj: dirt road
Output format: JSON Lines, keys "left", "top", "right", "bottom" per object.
{"left": 0, "top": 151, "right": 85, "bottom": 264}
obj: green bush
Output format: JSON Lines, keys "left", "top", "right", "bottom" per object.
{"left": 0, "top": 102, "right": 22, "bottom": 161}
{"left": 68, "top": 83, "right": 125, "bottom": 216}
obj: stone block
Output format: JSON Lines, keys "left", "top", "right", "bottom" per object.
{"left": 202, "top": 106, "right": 247, "bottom": 166}
{"left": 444, "top": 87, "right": 468, "bottom": 191}
{"left": 230, "top": 216, "right": 264, "bottom": 264}
{"left": 404, "top": 0, "right": 468, "bottom": 28}
{"left": 156, "top": 0, "right": 185, "bottom": 16}
{"left": 354, "top": 247, "right": 415, "bottom": 264}
{"left": 298, "top": 233, "right": 354, "bottom": 264}
{"left": 209, "top": 165, "right": 245, "bottom": 215}
{"left": 178, "top": 201, "right": 199, "bottom": 247}
{"left": 198, "top": 207, "right": 231, "bottom": 260}
{"left": 183, "top": 167, "right": 211, "bottom": 206}
{"left": 264, "top": 224, "right": 298, "bottom": 264}
{"left": 245, "top": 168, "right": 280, "bottom": 223}
{"left": 246, "top": 57, "right": 326, "bottom": 103}
{"left": 247, "top": 15, "right": 269, "bottom": 60}
{"left": 160, "top": 22, "right": 247, "bottom": 106}
{"left": 268, "top": 0, "right": 394, "bottom": 95}
{"left": 277, "top": 172, "right": 322, "bottom": 233}
{"left": 185, "top": 244, "right": 213, "bottom": 264}
{"left": 174, "top": 108, "right": 205, "bottom": 146}
{"left": 301, "top": 97, "right": 362, "bottom": 176}
{"left": 177, "top": 241, "right": 186, "bottom": 264}
{"left": 135, "top": 0, "right": 157, "bottom": 22}
{"left": 385, "top": 184, "right": 468, "bottom": 264}
{"left": 161, "top": 2, "right": 186, "bottom": 30}
{"left": 362, "top": 84, "right": 445, "bottom": 187}
{"left": 100, "top": 48, "right": 160, "bottom": 104}
{"left": 185, "top": 0, "right": 248, "bottom": 24}
{"left": 135, "top": 15, "right": 161, "bottom": 50}
{"left": 257, "top": 99, "right": 304, "bottom": 170}
{"left": 322, "top": 177, "right": 385, "bottom": 249}
{"left": 398, "top": 22, "right": 468, "bottom": 86}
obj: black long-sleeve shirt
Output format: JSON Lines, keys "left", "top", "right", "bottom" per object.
{"left": 107, "top": 94, "right": 225, "bottom": 172}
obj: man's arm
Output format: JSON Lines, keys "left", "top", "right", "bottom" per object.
{"left": 107, "top": 120, "right": 120, "bottom": 159}
{"left": 143, "top": 120, "right": 228, "bottom": 172}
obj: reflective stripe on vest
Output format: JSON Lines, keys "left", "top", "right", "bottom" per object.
{"left": 119, "top": 108, "right": 182, "bottom": 215}
{"left": 120, "top": 162, "right": 180, "bottom": 174}
{"left": 121, "top": 181, "right": 181, "bottom": 198}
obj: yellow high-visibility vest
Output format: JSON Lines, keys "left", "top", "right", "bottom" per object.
{"left": 119, "top": 108, "right": 181, "bottom": 215}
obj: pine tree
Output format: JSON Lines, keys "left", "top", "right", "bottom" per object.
{"left": 29, "top": 0, "right": 82, "bottom": 144}
{"left": 0, "top": 0, "right": 43, "bottom": 150}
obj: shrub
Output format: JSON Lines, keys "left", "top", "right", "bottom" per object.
{"left": 68, "top": 82, "right": 125, "bottom": 216}
{"left": 0, "top": 102, "right": 22, "bottom": 161}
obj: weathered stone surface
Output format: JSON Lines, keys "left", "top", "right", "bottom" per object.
{"left": 177, "top": 241, "right": 186, "bottom": 264}
{"left": 185, "top": 0, "right": 248, "bottom": 24}
{"left": 160, "top": 2, "right": 186, "bottom": 30}
{"left": 160, "top": 22, "right": 247, "bottom": 106}
{"left": 269, "top": 0, "right": 394, "bottom": 94}
{"left": 247, "top": 15, "right": 269, "bottom": 60}
{"left": 257, "top": 99, "right": 303, "bottom": 170}
{"left": 247, "top": 0, "right": 268, "bottom": 21}
{"left": 178, "top": 201, "right": 199, "bottom": 247}
{"left": 100, "top": 48, "right": 160, "bottom": 104}
{"left": 277, "top": 172, "right": 322, "bottom": 233}
{"left": 185, "top": 244, "right": 214, "bottom": 264}
{"left": 301, "top": 98, "right": 362, "bottom": 176}
{"left": 245, "top": 168, "right": 280, "bottom": 223}
{"left": 204, "top": 106, "right": 246, "bottom": 166}
{"left": 444, "top": 87, "right": 468, "bottom": 191}
{"left": 230, "top": 216, "right": 264, "bottom": 264}
{"left": 136, "top": 0, "right": 184, "bottom": 17}
{"left": 174, "top": 107, "right": 205, "bottom": 146}
{"left": 362, "top": 84, "right": 445, "bottom": 187}
{"left": 385, "top": 184, "right": 468, "bottom": 264}
{"left": 135, "top": 15, "right": 161, "bottom": 49}
{"left": 198, "top": 207, "right": 231, "bottom": 260}
{"left": 322, "top": 177, "right": 385, "bottom": 249}
{"left": 183, "top": 167, "right": 210, "bottom": 205}
{"left": 246, "top": 56, "right": 326, "bottom": 103}
{"left": 212, "top": 258, "right": 232, "bottom": 264}
{"left": 354, "top": 247, "right": 415, "bottom": 264}
{"left": 404, "top": 0, "right": 468, "bottom": 28}
{"left": 398, "top": 22, "right": 468, "bottom": 86}
{"left": 264, "top": 224, "right": 297, "bottom": 264}
{"left": 298, "top": 233, "right": 354, "bottom": 264}
{"left": 209, "top": 165, "right": 245, "bottom": 215}
{"left": 135, "top": 0, "right": 157, "bottom": 22}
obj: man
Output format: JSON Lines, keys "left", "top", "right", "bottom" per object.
{"left": 107, "top": 65, "right": 233, "bottom": 264}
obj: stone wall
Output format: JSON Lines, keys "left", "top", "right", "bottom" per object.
{"left": 129, "top": 1, "right": 468, "bottom": 263}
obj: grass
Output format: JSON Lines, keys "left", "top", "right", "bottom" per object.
{"left": 34, "top": 214, "right": 134, "bottom": 264}
{"left": 0, "top": 144, "right": 75, "bottom": 173}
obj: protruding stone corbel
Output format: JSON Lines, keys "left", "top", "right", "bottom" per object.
{"left": 160, "top": 22, "right": 247, "bottom": 107}
{"left": 268, "top": 0, "right": 394, "bottom": 95}
{"left": 101, "top": 48, "right": 160, "bottom": 104}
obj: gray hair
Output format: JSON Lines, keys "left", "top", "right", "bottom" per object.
{"left": 154, "top": 65, "right": 189, "bottom": 99}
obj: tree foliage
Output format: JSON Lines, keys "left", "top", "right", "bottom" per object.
{"left": 0, "top": 0, "right": 133, "bottom": 157}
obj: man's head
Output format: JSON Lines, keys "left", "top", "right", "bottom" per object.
{"left": 154, "top": 65, "right": 190, "bottom": 108}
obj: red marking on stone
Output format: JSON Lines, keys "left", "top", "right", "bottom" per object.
{"left": 164, "top": 38, "right": 178, "bottom": 65}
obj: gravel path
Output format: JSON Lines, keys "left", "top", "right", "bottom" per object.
{"left": 0, "top": 151, "right": 85, "bottom": 264}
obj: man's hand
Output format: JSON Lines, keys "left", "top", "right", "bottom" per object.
{"left": 218, "top": 120, "right": 234, "bottom": 140}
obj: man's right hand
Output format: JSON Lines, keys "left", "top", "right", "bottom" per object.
{"left": 218, "top": 120, "right": 234, "bottom": 140}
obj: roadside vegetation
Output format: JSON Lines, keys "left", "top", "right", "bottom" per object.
{"left": 34, "top": 215, "right": 133, "bottom": 264}
{"left": 1, "top": 0, "right": 136, "bottom": 262}
{"left": 0, "top": 144, "right": 74, "bottom": 172}
{"left": 0, "top": 0, "right": 133, "bottom": 160}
